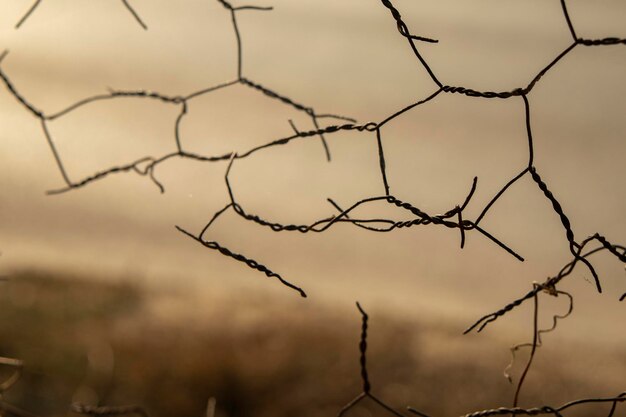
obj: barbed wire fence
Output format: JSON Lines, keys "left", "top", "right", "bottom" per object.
{"left": 1, "top": 0, "right": 625, "bottom": 416}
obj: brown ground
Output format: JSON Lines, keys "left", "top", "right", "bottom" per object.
{"left": 0, "top": 270, "right": 623, "bottom": 417}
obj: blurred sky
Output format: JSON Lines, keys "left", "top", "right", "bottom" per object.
{"left": 0, "top": 0, "right": 625, "bottom": 348}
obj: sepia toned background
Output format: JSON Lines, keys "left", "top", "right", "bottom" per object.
{"left": 0, "top": 1, "right": 624, "bottom": 416}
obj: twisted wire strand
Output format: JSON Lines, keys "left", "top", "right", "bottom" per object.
{"left": 2, "top": 0, "right": 623, "bottom": 298}
{"left": 1, "top": 1, "right": 625, "bottom": 414}
{"left": 175, "top": 225, "right": 307, "bottom": 298}
{"left": 335, "top": 302, "right": 626, "bottom": 417}
{"left": 343, "top": 307, "right": 625, "bottom": 417}
{"left": 464, "top": 243, "right": 626, "bottom": 335}
{"left": 47, "top": 306, "right": 611, "bottom": 417}
{"left": 1, "top": 0, "right": 354, "bottom": 193}
{"left": 459, "top": 393, "right": 626, "bottom": 417}
{"left": 183, "top": 161, "right": 521, "bottom": 296}
{"left": 379, "top": 0, "right": 442, "bottom": 86}
{"left": 528, "top": 166, "right": 602, "bottom": 292}
{"left": 337, "top": 303, "right": 409, "bottom": 417}
{"left": 0, "top": 61, "right": 359, "bottom": 194}
{"left": 355, "top": 302, "right": 371, "bottom": 394}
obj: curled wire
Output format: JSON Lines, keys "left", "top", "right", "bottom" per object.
{"left": 465, "top": 243, "right": 626, "bottom": 335}
{"left": 504, "top": 291, "right": 573, "bottom": 385}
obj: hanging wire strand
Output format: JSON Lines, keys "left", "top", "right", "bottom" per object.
{"left": 512, "top": 290, "right": 539, "bottom": 407}
{"left": 504, "top": 291, "right": 573, "bottom": 385}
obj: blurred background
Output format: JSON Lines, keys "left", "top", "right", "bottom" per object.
{"left": 0, "top": 0, "right": 624, "bottom": 416}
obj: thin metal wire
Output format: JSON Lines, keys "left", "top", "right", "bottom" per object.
{"left": 14, "top": 0, "right": 42, "bottom": 29}
{"left": 337, "top": 303, "right": 409, "bottom": 417}
{"left": 504, "top": 291, "right": 573, "bottom": 384}
{"left": 1, "top": 0, "right": 625, "bottom": 415}
{"left": 15, "top": 0, "right": 149, "bottom": 29}
{"left": 3, "top": 0, "right": 622, "bottom": 299}
{"left": 120, "top": 0, "right": 148, "bottom": 30}
{"left": 465, "top": 242, "right": 626, "bottom": 335}
{"left": 343, "top": 304, "right": 625, "bottom": 417}
{"left": 459, "top": 393, "right": 626, "bottom": 417}
{"left": 512, "top": 289, "right": 539, "bottom": 407}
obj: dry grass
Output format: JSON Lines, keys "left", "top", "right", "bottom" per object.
{"left": 0, "top": 270, "right": 623, "bottom": 417}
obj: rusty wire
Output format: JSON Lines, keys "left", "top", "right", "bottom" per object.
{"left": 0, "top": 0, "right": 625, "bottom": 416}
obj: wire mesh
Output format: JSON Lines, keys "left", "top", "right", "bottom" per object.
{"left": 0, "top": 0, "right": 625, "bottom": 416}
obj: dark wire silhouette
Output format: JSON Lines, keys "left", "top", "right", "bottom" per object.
{"left": 338, "top": 304, "right": 626, "bottom": 417}
{"left": 337, "top": 303, "right": 410, "bottom": 417}
{"left": 503, "top": 290, "right": 573, "bottom": 385}
{"left": 14, "top": 0, "right": 42, "bottom": 29}
{"left": 15, "top": 0, "right": 148, "bottom": 29}
{"left": 2, "top": 0, "right": 625, "bottom": 299}
{"left": 1, "top": 1, "right": 625, "bottom": 413}
{"left": 465, "top": 242, "right": 626, "bottom": 335}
